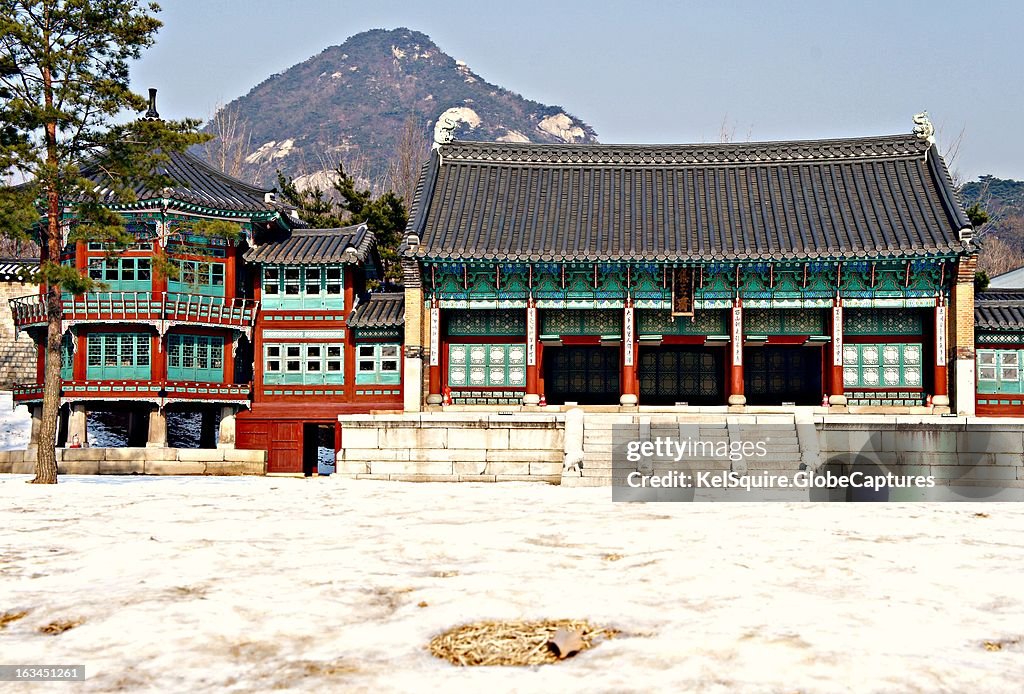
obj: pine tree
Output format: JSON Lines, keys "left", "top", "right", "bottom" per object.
{"left": 0, "top": 0, "right": 210, "bottom": 483}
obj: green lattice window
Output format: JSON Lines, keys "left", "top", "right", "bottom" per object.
{"left": 355, "top": 343, "right": 401, "bottom": 384}
{"left": 541, "top": 310, "right": 622, "bottom": 336}
{"left": 60, "top": 334, "right": 73, "bottom": 380}
{"left": 842, "top": 343, "right": 922, "bottom": 389}
{"left": 87, "top": 257, "right": 152, "bottom": 292}
{"left": 263, "top": 342, "right": 344, "bottom": 385}
{"left": 168, "top": 335, "right": 224, "bottom": 382}
{"left": 448, "top": 344, "right": 526, "bottom": 388}
{"left": 977, "top": 350, "right": 1024, "bottom": 394}
{"left": 844, "top": 309, "right": 923, "bottom": 335}
{"left": 85, "top": 333, "right": 151, "bottom": 380}
{"left": 637, "top": 310, "right": 728, "bottom": 335}
{"left": 448, "top": 310, "right": 526, "bottom": 336}
{"left": 744, "top": 310, "right": 826, "bottom": 336}
{"left": 261, "top": 265, "right": 344, "bottom": 310}
{"left": 167, "top": 259, "right": 225, "bottom": 300}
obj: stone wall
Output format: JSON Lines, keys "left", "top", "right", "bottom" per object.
{"left": 816, "top": 416, "right": 1024, "bottom": 499}
{"left": 336, "top": 412, "right": 565, "bottom": 482}
{"left": 0, "top": 279, "right": 39, "bottom": 389}
{"left": 0, "top": 447, "right": 266, "bottom": 475}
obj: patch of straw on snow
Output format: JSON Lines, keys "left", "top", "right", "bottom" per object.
{"left": 428, "top": 619, "right": 618, "bottom": 666}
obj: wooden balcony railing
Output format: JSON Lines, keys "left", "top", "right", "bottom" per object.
{"left": 8, "top": 292, "right": 259, "bottom": 331}
{"left": 13, "top": 380, "right": 252, "bottom": 404}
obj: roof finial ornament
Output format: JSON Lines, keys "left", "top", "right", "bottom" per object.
{"left": 432, "top": 111, "right": 457, "bottom": 150}
{"left": 912, "top": 111, "right": 935, "bottom": 144}
{"left": 143, "top": 88, "right": 161, "bottom": 121}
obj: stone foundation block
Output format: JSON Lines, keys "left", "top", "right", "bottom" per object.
{"left": 99, "top": 460, "right": 144, "bottom": 474}
{"left": 372, "top": 460, "right": 454, "bottom": 475}
{"left": 224, "top": 449, "right": 266, "bottom": 463}
{"left": 407, "top": 448, "right": 486, "bottom": 463}
{"left": 145, "top": 461, "right": 205, "bottom": 475}
{"left": 62, "top": 448, "right": 105, "bottom": 461}
{"left": 459, "top": 474, "right": 497, "bottom": 482}
{"left": 453, "top": 461, "right": 487, "bottom": 475}
{"left": 388, "top": 474, "right": 458, "bottom": 483}
{"left": 486, "top": 448, "right": 562, "bottom": 463}
{"left": 339, "top": 428, "right": 379, "bottom": 449}
{"left": 337, "top": 461, "right": 370, "bottom": 474}
{"left": 509, "top": 429, "right": 563, "bottom": 449}
{"left": 530, "top": 461, "right": 563, "bottom": 476}
{"left": 177, "top": 448, "right": 224, "bottom": 462}
{"left": 104, "top": 447, "right": 148, "bottom": 462}
{"left": 57, "top": 460, "right": 100, "bottom": 475}
{"left": 205, "top": 461, "right": 264, "bottom": 476}
{"left": 450, "top": 428, "right": 510, "bottom": 449}
{"left": 495, "top": 474, "right": 559, "bottom": 484}
{"left": 342, "top": 447, "right": 409, "bottom": 461}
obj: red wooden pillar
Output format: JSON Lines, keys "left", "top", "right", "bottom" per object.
{"left": 151, "top": 237, "right": 167, "bottom": 299}
{"left": 73, "top": 331, "right": 87, "bottom": 381}
{"left": 223, "top": 334, "right": 235, "bottom": 384}
{"left": 151, "top": 332, "right": 166, "bottom": 383}
{"left": 223, "top": 251, "right": 236, "bottom": 302}
{"left": 524, "top": 300, "right": 539, "bottom": 405}
{"left": 427, "top": 299, "right": 442, "bottom": 404}
{"left": 728, "top": 298, "right": 745, "bottom": 406}
{"left": 933, "top": 300, "right": 949, "bottom": 408}
{"left": 620, "top": 300, "right": 637, "bottom": 406}
{"left": 829, "top": 299, "right": 847, "bottom": 406}
{"left": 75, "top": 240, "right": 87, "bottom": 273}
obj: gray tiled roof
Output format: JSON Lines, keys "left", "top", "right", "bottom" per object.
{"left": 976, "top": 290, "right": 1024, "bottom": 331}
{"left": 0, "top": 259, "right": 35, "bottom": 282}
{"left": 348, "top": 292, "right": 405, "bottom": 328}
{"left": 82, "top": 150, "right": 277, "bottom": 213}
{"left": 408, "top": 134, "right": 972, "bottom": 262}
{"left": 243, "top": 224, "right": 374, "bottom": 265}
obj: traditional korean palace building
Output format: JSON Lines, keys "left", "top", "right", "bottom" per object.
{"left": 974, "top": 289, "right": 1024, "bottom": 416}
{"left": 9, "top": 141, "right": 403, "bottom": 474}
{"left": 401, "top": 125, "right": 979, "bottom": 415}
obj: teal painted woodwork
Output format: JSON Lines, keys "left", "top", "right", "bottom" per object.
{"left": 448, "top": 310, "right": 526, "bottom": 336}
{"left": 842, "top": 343, "right": 923, "bottom": 389}
{"left": 977, "top": 350, "right": 1024, "bottom": 394}
{"left": 263, "top": 343, "right": 344, "bottom": 385}
{"left": 85, "top": 333, "right": 151, "bottom": 380}
{"left": 447, "top": 343, "right": 527, "bottom": 388}
{"left": 261, "top": 265, "right": 345, "bottom": 310}
{"left": 541, "top": 309, "right": 621, "bottom": 336}
{"left": 167, "top": 335, "right": 224, "bottom": 382}
{"left": 87, "top": 257, "right": 152, "bottom": 293}
{"left": 844, "top": 309, "right": 923, "bottom": 335}
{"left": 744, "top": 309, "right": 826, "bottom": 335}
{"left": 637, "top": 310, "right": 728, "bottom": 335}
{"left": 60, "top": 335, "right": 73, "bottom": 380}
{"left": 355, "top": 343, "right": 401, "bottom": 384}
{"left": 167, "top": 259, "right": 225, "bottom": 302}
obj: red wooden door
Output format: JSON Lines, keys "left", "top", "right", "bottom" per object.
{"left": 267, "top": 421, "right": 302, "bottom": 473}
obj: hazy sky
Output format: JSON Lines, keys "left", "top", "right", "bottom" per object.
{"left": 132, "top": 0, "right": 1024, "bottom": 182}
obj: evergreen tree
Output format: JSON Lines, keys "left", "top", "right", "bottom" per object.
{"left": 0, "top": 0, "right": 210, "bottom": 483}
{"left": 332, "top": 165, "right": 406, "bottom": 285}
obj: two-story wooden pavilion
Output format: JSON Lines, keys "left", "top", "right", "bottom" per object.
{"left": 401, "top": 123, "right": 978, "bottom": 414}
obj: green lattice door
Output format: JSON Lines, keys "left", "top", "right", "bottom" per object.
{"left": 543, "top": 347, "right": 620, "bottom": 405}
{"left": 744, "top": 346, "right": 822, "bottom": 405}
{"left": 638, "top": 347, "right": 724, "bottom": 405}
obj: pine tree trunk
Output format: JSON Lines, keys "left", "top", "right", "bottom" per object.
{"left": 33, "top": 60, "right": 60, "bottom": 484}
{"left": 34, "top": 280, "right": 62, "bottom": 484}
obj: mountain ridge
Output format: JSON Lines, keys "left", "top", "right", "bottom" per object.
{"left": 200, "top": 27, "right": 599, "bottom": 189}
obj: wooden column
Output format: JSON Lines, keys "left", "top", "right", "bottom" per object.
{"left": 223, "top": 334, "right": 235, "bottom": 384}
{"left": 933, "top": 299, "right": 949, "bottom": 410}
{"left": 728, "top": 298, "right": 745, "bottom": 406}
{"left": 620, "top": 300, "right": 638, "bottom": 406}
{"left": 223, "top": 252, "right": 236, "bottom": 302}
{"left": 524, "top": 300, "right": 539, "bottom": 405}
{"left": 426, "top": 300, "right": 442, "bottom": 405}
{"left": 75, "top": 240, "right": 87, "bottom": 272}
{"left": 829, "top": 299, "right": 847, "bottom": 406}
{"left": 151, "top": 332, "right": 166, "bottom": 383}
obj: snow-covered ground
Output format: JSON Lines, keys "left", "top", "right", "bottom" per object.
{"left": 1, "top": 475, "right": 1022, "bottom": 693}
{"left": 0, "top": 391, "right": 31, "bottom": 451}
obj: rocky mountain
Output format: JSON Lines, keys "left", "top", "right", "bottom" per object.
{"left": 201, "top": 28, "right": 598, "bottom": 190}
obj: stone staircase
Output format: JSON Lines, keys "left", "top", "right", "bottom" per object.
{"left": 564, "top": 413, "right": 809, "bottom": 487}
